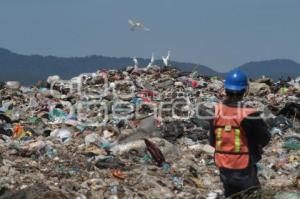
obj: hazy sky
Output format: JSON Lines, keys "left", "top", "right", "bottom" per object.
{"left": 0, "top": 0, "right": 299, "bottom": 72}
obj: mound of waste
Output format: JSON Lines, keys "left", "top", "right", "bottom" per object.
{"left": 0, "top": 67, "right": 299, "bottom": 198}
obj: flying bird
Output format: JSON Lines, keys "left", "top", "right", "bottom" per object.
{"left": 128, "top": 19, "right": 150, "bottom": 32}
{"left": 162, "top": 50, "right": 171, "bottom": 66}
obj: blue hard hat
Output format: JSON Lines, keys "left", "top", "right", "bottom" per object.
{"left": 224, "top": 69, "right": 248, "bottom": 92}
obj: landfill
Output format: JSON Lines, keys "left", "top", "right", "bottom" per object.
{"left": 0, "top": 66, "right": 299, "bottom": 199}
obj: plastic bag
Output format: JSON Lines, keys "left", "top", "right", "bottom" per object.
{"left": 283, "top": 137, "right": 300, "bottom": 150}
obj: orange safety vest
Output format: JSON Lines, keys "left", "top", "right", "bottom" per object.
{"left": 214, "top": 103, "right": 256, "bottom": 169}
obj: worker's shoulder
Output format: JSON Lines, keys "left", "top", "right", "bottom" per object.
{"left": 242, "top": 110, "right": 266, "bottom": 129}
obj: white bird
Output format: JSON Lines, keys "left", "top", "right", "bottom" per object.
{"left": 133, "top": 57, "right": 139, "bottom": 70}
{"left": 146, "top": 53, "right": 155, "bottom": 69}
{"left": 162, "top": 51, "right": 171, "bottom": 66}
{"left": 128, "top": 19, "right": 150, "bottom": 32}
{"left": 145, "top": 53, "right": 160, "bottom": 71}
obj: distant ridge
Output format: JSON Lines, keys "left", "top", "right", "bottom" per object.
{"left": 0, "top": 48, "right": 218, "bottom": 85}
{"left": 237, "top": 59, "right": 300, "bottom": 80}
{"left": 0, "top": 47, "right": 299, "bottom": 85}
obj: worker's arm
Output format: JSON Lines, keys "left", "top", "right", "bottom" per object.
{"left": 242, "top": 112, "right": 271, "bottom": 148}
{"left": 251, "top": 112, "right": 271, "bottom": 147}
{"left": 209, "top": 119, "right": 215, "bottom": 147}
{"left": 242, "top": 112, "right": 271, "bottom": 162}
{"left": 195, "top": 105, "right": 215, "bottom": 147}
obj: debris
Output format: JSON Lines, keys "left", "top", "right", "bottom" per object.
{"left": 190, "top": 177, "right": 205, "bottom": 189}
{"left": 95, "top": 156, "right": 126, "bottom": 169}
{"left": 161, "top": 122, "right": 184, "bottom": 143}
{"left": 50, "top": 128, "right": 72, "bottom": 143}
{"left": 274, "top": 191, "right": 300, "bottom": 199}
{"left": 270, "top": 115, "right": 293, "bottom": 132}
{"left": 0, "top": 66, "right": 299, "bottom": 198}
{"left": 84, "top": 133, "right": 101, "bottom": 146}
{"left": 144, "top": 138, "right": 166, "bottom": 167}
{"left": 5, "top": 81, "right": 21, "bottom": 90}
{"left": 283, "top": 136, "right": 300, "bottom": 150}
{"left": 249, "top": 82, "right": 271, "bottom": 96}
{"left": 279, "top": 102, "right": 300, "bottom": 121}
{"left": 111, "top": 169, "right": 126, "bottom": 180}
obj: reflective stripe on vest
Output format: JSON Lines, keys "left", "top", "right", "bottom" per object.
{"left": 215, "top": 127, "right": 241, "bottom": 153}
{"left": 216, "top": 128, "right": 222, "bottom": 150}
{"left": 234, "top": 128, "right": 241, "bottom": 153}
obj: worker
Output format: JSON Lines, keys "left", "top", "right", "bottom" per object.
{"left": 209, "top": 69, "right": 271, "bottom": 198}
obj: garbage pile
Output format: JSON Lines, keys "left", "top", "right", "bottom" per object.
{"left": 0, "top": 67, "right": 299, "bottom": 199}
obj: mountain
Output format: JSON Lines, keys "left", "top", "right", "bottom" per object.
{"left": 0, "top": 48, "right": 218, "bottom": 85}
{"left": 0, "top": 47, "right": 299, "bottom": 85}
{"left": 237, "top": 59, "right": 300, "bottom": 80}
